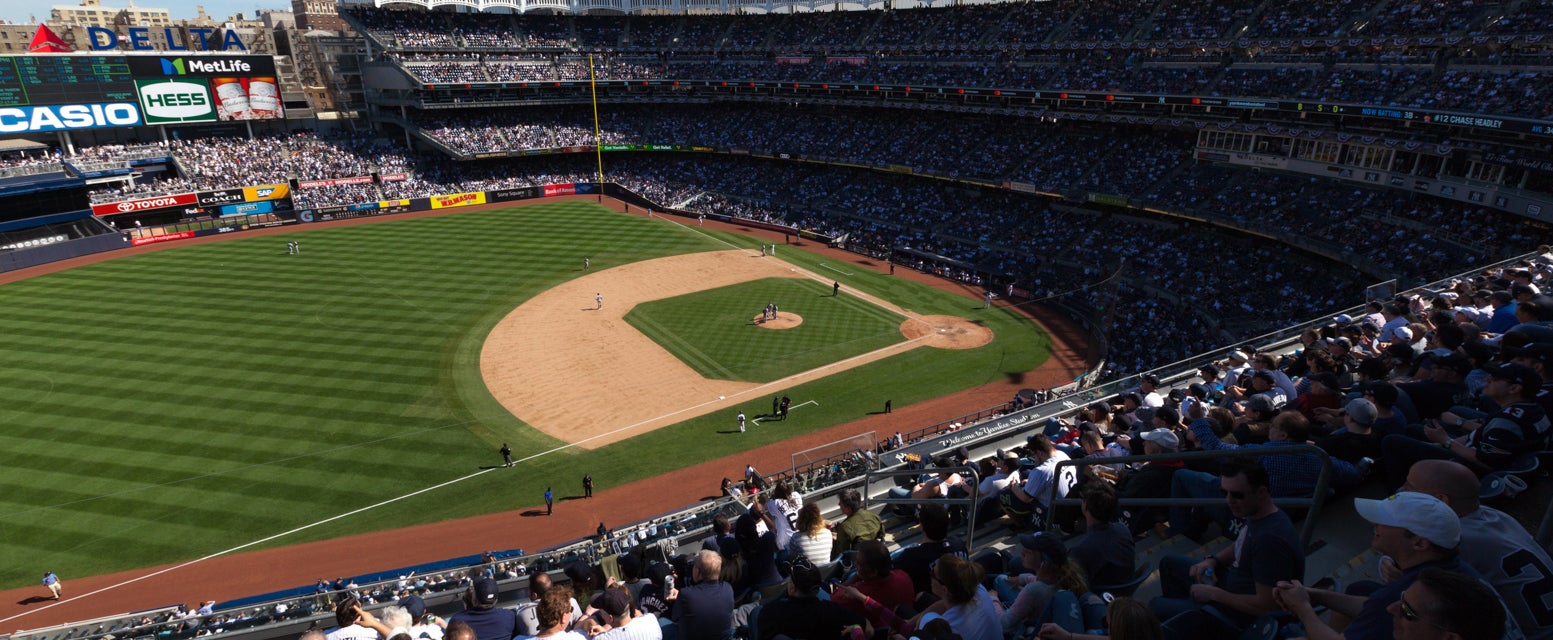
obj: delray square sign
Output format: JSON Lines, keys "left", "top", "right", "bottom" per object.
{"left": 135, "top": 78, "right": 216, "bottom": 124}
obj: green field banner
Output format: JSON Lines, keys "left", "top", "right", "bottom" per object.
{"left": 1087, "top": 193, "right": 1130, "bottom": 207}
{"left": 600, "top": 144, "right": 634, "bottom": 151}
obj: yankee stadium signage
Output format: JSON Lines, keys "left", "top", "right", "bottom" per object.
{"left": 0, "top": 103, "right": 141, "bottom": 133}
{"left": 83, "top": 26, "right": 247, "bottom": 51}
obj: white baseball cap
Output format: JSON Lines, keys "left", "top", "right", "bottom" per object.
{"left": 1355, "top": 492, "right": 1460, "bottom": 549}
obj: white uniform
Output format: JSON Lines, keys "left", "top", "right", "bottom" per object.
{"left": 1459, "top": 506, "right": 1553, "bottom": 639}
{"left": 737, "top": 412, "right": 746, "bottom": 432}
{"left": 596, "top": 293, "right": 603, "bottom": 310}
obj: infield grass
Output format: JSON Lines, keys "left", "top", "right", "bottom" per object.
{"left": 624, "top": 278, "right": 906, "bottom": 382}
{"left": 0, "top": 201, "right": 1051, "bottom": 590}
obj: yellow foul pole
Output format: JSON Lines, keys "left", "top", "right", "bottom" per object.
{"left": 588, "top": 54, "right": 604, "bottom": 186}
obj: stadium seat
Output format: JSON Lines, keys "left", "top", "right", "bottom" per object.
{"left": 1090, "top": 562, "right": 1151, "bottom": 598}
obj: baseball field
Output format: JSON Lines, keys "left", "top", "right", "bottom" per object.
{"left": 0, "top": 200, "right": 1053, "bottom": 592}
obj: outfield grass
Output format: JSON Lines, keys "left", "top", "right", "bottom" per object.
{"left": 0, "top": 202, "right": 1051, "bottom": 589}
{"left": 623, "top": 278, "right": 905, "bottom": 382}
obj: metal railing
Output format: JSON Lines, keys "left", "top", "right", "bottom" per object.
{"left": 1047, "top": 445, "right": 1336, "bottom": 550}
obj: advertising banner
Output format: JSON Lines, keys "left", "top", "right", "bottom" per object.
{"left": 379, "top": 173, "right": 409, "bottom": 182}
{"left": 297, "top": 176, "right": 373, "bottom": 188}
{"left": 217, "top": 200, "right": 274, "bottom": 216}
{"left": 130, "top": 230, "right": 196, "bottom": 246}
{"left": 243, "top": 183, "right": 289, "bottom": 201}
{"left": 91, "top": 191, "right": 197, "bottom": 216}
{"left": 378, "top": 199, "right": 411, "bottom": 208}
{"left": 430, "top": 191, "right": 486, "bottom": 209}
{"left": 347, "top": 202, "right": 380, "bottom": 212}
{"left": 0, "top": 103, "right": 142, "bottom": 133}
{"left": 197, "top": 188, "right": 244, "bottom": 206}
{"left": 487, "top": 187, "right": 538, "bottom": 203}
{"left": 543, "top": 183, "right": 576, "bottom": 197}
{"left": 135, "top": 78, "right": 215, "bottom": 124}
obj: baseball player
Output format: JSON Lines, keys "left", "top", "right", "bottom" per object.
{"left": 43, "top": 572, "right": 61, "bottom": 600}
{"left": 584, "top": 257, "right": 590, "bottom": 269}
{"left": 500, "top": 442, "right": 512, "bottom": 468}
{"left": 833, "top": 281, "right": 840, "bottom": 296}
{"left": 596, "top": 293, "right": 603, "bottom": 310}
{"left": 737, "top": 411, "right": 746, "bottom": 433}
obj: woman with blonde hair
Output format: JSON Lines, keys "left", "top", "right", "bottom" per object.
{"left": 784, "top": 502, "right": 834, "bottom": 565}
{"left": 1038, "top": 597, "right": 1162, "bottom": 640}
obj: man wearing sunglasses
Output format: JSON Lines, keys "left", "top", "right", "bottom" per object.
{"left": 1150, "top": 460, "right": 1302, "bottom": 639}
{"left": 1271, "top": 492, "right": 1491, "bottom": 640}
{"left": 1388, "top": 568, "right": 1506, "bottom": 640}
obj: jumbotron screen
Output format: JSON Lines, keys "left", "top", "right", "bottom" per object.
{"left": 0, "top": 54, "right": 281, "bottom": 133}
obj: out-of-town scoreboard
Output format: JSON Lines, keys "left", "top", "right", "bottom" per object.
{"left": 0, "top": 54, "right": 281, "bottom": 134}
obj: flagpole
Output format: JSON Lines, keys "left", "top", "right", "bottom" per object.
{"left": 588, "top": 54, "right": 604, "bottom": 187}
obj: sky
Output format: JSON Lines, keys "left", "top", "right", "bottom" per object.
{"left": 2, "top": 0, "right": 295, "bottom": 26}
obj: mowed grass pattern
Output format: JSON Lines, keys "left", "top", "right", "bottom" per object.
{"left": 624, "top": 278, "right": 906, "bottom": 382}
{"left": 0, "top": 202, "right": 1052, "bottom": 590}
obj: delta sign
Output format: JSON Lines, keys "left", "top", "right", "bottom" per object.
{"left": 83, "top": 25, "right": 248, "bottom": 51}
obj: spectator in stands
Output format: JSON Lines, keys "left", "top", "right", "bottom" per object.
{"left": 1399, "top": 460, "right": 1552, "bottom": 639}
{"left": 893, "top": 503, "right": 967, "bottom": 595}
{"left": 846, "top": 555, "right": 1002, "bottom": 640}
{"left": 1072, "top": 482, "right": 1135, "bottom": 587}
{"left": 734, "top": 508, "right": 783, "bottom": 592}
{"left": 976, "top": 452, "right": 1023, "bottom": 513}
{"left": 1487, "top": 292, "right": 1518, "bottom": 334}
{"left": 1000, "top": 434, "right": 1072, "bottom": 529}
{"left": 1117, "top": 429, "right": 1183, "bottom": 537}
{"left": 1382, "top": 363, "right": 1551, "bottom": 486}
{"left": 1274, "top": 492, "right": 1478, "bottom": 640}
{"left": 517, "top": 587, "right": 578, "bottom": 640}
{"left": 1138, "top": 374, "right": 1165, "bottom": 409}
{"left": 400, "top": 596, "right": 447, "bottom": 640}
{"left": 700, "top": 513, "right": 737, "bottom": 556}
{"left": 329, "top": 597, "right": 390, "bottom": 640}
{"left": 1313, "top": 397, "right": 1382, "bottom": 464}
{"left": 784, "top": 502, "right": 833, "bottom": 567}
{"left": 1390, "top": 569, "right": 1507, "bottom": 640}
{"left": 518, "top": 572, "right": 583, "bottom": 637}
{"left": 1150, "top": 460, "right": 1303, "bottom": 639}
{"left": 1188, "top": 409, "right": 1364, "bottom": 497}
{"left": 637, "top": 563, "right": 674, "bottom": 621}
{"left": 991, "top": 532, "right": 1089, "bottom": 632}
{"left": 761, "top": 484, "right": 799, "bottom": 552}
{"left": 1037, "top": 597, "right": 1162, "bottom": 640}
{"left": 835, "top": 540, "right": 913, "bottom": 628}
{"left": 673, "top": 550, "right": 734, "bottom": 640}
{"left": 1396, "top": 354, "right": 1471, "bottom": 421}
{"left": 831, "top": 489, "right": 883, "bottom": 559}
{"left": 575, "top": 587, "right": 660, "bottom": 640}
{"left": 449, "top": 622, "right": 478, "bottom": 640}
{"left": 754, "top": 556, "right": 866, "bottom": 640}
{"left": 452, "top": 578, "right": 518, "bottom": 640}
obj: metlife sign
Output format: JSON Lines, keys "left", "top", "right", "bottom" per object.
{"left": 135, "top": 78, "right": 216, "bottom": 124}
{"left": 0, "top": 103, "right": 142, "bottom": 133}
{"left": 128, "top": 55, "right": 278, "bottom": 78}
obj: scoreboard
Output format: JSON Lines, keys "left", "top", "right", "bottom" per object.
{"left": 0, "top": 56, "right": 136, "bottom": 107}
{"left": 0, "top": 53, "right": 282, "bottom": 134}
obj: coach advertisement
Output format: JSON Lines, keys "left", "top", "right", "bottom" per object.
{"left": 91, "top": 192, "right": 198, "bottom": 216}
{"left": 197, "top": 188, "right": 245, "bottom": 206}
{"left": 430, "top": 191, "right": 486, "bottom": 209}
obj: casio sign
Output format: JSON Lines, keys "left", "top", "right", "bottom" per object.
{"left": 0, "top": 103, "right": 141, "bottom": 133}
{"left": 141, "top": 81, "right": 211, "bottom": 118}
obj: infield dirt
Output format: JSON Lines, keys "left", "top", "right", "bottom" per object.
{"left": 480, "top": 249, "right": 993, "bottom": 448}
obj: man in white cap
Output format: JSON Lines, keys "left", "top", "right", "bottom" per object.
{"left": 1221, "top": 351, "right": 1252, "bottom": 391}
{"left": 1272, "top": 492, "right": 1486, "bottom": 640}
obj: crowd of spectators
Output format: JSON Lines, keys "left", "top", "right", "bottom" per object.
{"left": 352, "top": 0, "right": 1548, "bottom": 60}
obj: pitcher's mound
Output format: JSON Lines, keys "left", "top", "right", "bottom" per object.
{"left": 900, "top": 315, "right": 993, "bottom": 349}
{"left": 754, "top": 312, "right": 803, "bottom": 329}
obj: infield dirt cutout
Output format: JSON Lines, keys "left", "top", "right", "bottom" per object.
{"left": 480, "top": 249, "right": 992, "bottom": 448}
